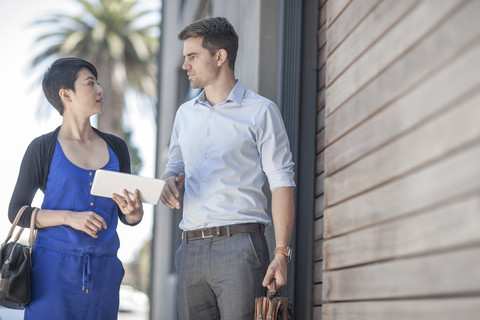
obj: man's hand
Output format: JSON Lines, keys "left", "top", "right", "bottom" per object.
{"left": 262, "top": 254, "right": 288, "bottom": 292}
{"left": 160, "top": 173, "right": 185, "bottom": 209}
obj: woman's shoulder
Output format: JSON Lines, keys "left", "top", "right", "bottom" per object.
{"left": 27, "top": 126, "right": 60, "bottom": 151}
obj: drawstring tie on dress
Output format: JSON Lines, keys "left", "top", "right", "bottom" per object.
{"left": 82, "top": 254, "right": 91, "bottom": 293}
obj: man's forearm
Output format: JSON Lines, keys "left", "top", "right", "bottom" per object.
{"left": 271, "top": 186, "right": 295, "bottom": 248}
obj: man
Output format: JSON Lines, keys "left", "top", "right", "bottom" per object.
{"left": 160, "top": 17, "right": 295, "bottom": 320}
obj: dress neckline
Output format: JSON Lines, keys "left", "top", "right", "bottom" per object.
{"left": 55, "top": 139, "right": 111, "bottom": 171}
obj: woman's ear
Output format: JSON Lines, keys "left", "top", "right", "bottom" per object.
{"left": 59, "top": 88, "right": 71, "bottom": 103}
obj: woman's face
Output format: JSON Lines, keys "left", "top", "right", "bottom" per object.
{"left": 65, "top": 68, "right": 103, "bottom": 116}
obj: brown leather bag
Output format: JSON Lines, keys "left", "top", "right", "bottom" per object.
{"left": 254, "top": 290, "right": 292, "bottom": 320}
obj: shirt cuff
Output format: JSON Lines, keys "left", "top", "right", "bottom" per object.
{"left": 267, "top": 171, "right": 296, "bottom": 192}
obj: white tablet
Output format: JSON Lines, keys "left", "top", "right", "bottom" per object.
{"left": 90, "top": 169, "right": 165, "bottom": 205}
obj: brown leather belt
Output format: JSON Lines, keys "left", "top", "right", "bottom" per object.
{"left": 182, "top": 223, "right": 265, "bottom": 241}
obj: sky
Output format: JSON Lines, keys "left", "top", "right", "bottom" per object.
{"left": 0, "top": 0, "right": 161, "bottom": 263}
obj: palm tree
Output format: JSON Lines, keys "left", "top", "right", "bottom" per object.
{"left": 30, "top": 0, "right": 159, "bottom": 173}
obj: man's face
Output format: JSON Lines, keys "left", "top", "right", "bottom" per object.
{"left": 182, "top": 37, "right": 218, "bottom": 89}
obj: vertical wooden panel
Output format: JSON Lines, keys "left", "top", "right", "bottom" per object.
{"left": 322, "top": 0, "right": 480, "bottom": 319}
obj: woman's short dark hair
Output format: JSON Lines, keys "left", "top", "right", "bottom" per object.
{"left": 178, "top": 17, "right": 239, "bottom": 71}
{"left": 42, "top": 57, "right": 98, "bottom": 115}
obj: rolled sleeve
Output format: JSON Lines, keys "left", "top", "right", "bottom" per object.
{"left": 164, "top": 117, "right": 185, "bottom": 177}
{"left": 257, "top": 103, "right": 296, "bottom": 192}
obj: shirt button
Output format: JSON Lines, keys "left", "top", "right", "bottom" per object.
{"left": 202, "top": 177, "right": 206, "bottom": 182}
{"left": 89, "top": 172, "right": 93, "bottom": 176}
{"left": 205, "top": 154, "right": 209, "bottom": 159}
{"left": 90, "top": 202, "right": 94, "bottom": 206}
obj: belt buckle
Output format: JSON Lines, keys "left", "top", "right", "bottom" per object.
{"left": 201, "top": 228, "right": 215, "bottom": 238}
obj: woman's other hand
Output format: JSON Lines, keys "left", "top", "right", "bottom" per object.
{"left": 112, "top": 188, "right": 144, "bottom": 224}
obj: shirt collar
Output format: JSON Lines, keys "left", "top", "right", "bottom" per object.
{"left": 194, "top": 79, "right": 246, "bottom": 108}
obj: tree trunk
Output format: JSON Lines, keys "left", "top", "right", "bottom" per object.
{"left": 95, "top": 57, "right": 126, "bottom": 139}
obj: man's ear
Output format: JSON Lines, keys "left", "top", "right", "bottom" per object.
{"left": 216, "top": 49, "right": 228, "bottom": 67}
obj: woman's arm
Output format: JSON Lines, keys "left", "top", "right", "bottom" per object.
{"left": 35, "top": 209, "right": 107, "bottom": 238}
{"left": 9, "top": 137, "right": 47, "bottom": 227}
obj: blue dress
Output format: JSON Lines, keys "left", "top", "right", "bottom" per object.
{"left": 24, "top": 140, "right": 125, "bottom": 320}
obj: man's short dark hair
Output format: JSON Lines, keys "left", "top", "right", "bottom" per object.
{"left": 42, "top": 57, "right": 98, "bottom": 115}
{"left": 178, "top": 17, "right": 239, "bottom": 71}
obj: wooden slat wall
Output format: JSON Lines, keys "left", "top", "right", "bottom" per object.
{"left": 313, "top": 0, "right": 327, "bottom": 318}
{"left": 317, "top": 0, "right": 480, "bottom": 319}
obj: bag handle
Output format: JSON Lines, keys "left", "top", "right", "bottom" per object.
{"left": 29, "top": 208, "right": 39, "bottom": 249}
{"left": 2, "top": 205, "right": 39, "bottom": 250}
{"left": 266, "top": 281, "right": 281, "bottom": 299}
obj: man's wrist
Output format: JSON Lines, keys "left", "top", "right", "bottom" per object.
{"left": 274, "top": 246, "right": 292, "bottom": 263}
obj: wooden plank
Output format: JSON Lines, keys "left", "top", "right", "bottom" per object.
{"left": 325, "top": 1, "right": 478, "bottom": 147}
{"left": 316, "top": 128, "right": 325, "bottom": 154}
{"left": 317, "top": 87, "right": 326, "bottom": 112}
{"left": 314, "top": 217, "right": 324, "bottom": 241}
{"left": 315, "top": 194, "right": 324, "bottom": 219}
{"left": 317, "top": 107, "right": 325, "bottom": 134}
{"left": 313, "top": 306, "right": 322, "bottom": 320}
{"left": 323, "top": 246, "right": 480, "bottom": 301}
{"left": 318, "top": 64, "right": 326, "bottom": 90}
{"left": 327, "top": 0, "right": 464, "bottom": 114}
{"left": 325, "top": 89, "right": 480, "bottom": 206}
{"left": 326, "top": 0, "right": 351, "bottom": 28}
{"left": 315, "top": 150, "right": 324, "bottom": 176}
{"left": 327, "top": 0, "right": 418, "bottom": 85}
{"left": 326, "top": 0, "right": 382, "bottom": 56}
{"left": 318, "top": 42, "right": 327, "bottom": 70}
{"left": 318, "top": 23, "right": 327, "bottom": 52}
{"left": 316, "top": 172, "right": 325, "bottom": 197}
{"left": 324, "top": 142, "right": 480, "bottom": 238}
{"left": 326, "top": 0, "right": 465, "bottom": 117}
{"left": 325, "top": 39, "right": 480, "bottom": 176}
{"left": 324, "top": 194, "right": 480, "bottom": 270}
{"left": 314, "top": 239, "right": 323, "bottom": 262}
{"left": 313, "top": 283, "right": 323, "bottom": 305}
{"left": 319, "top": 1, "right": 327, "bottom": 28}
{"left": 313, "top": 261, "right": 323, "bottom": 283}
{"left": 322, "top": 298, "right": 480, "bottom": 320}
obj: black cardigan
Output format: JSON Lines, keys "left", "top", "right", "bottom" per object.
{"left": 8, "top": 126, "right": 138, "bottom": 227}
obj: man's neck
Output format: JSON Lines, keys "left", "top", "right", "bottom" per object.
{"left": 203, "top": 74, "right": 237, "bottom": 106}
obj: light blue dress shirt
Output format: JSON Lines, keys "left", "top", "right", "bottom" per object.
{"left": 165, "top": 80, "right": 295, "bottom": 231}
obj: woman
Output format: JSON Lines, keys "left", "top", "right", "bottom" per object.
{"left": 8, "top": 57, "right": 144, "bottom": 319}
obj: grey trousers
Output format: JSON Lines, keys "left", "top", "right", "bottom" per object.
{"left": 175, "top": 231, "right": 270, "bottom": 320}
